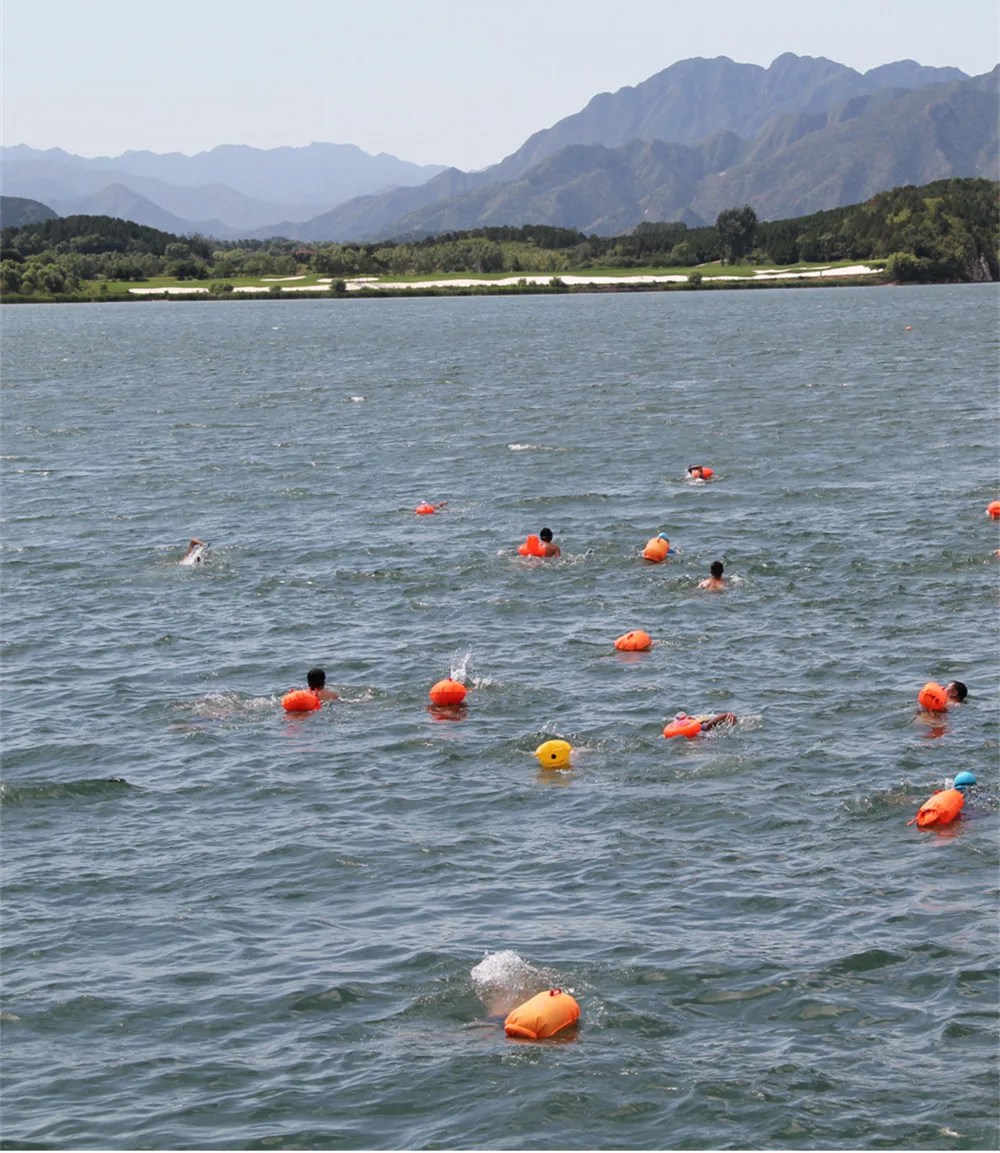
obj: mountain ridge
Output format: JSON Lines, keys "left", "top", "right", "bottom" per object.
{"left": 4, "top": 55, "right": 991, "bottom": 242}
{"left": 269, "top": 67, "right": 997, "bottom": 241}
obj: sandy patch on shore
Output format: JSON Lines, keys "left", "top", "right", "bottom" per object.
{"left": 129, "top": 286, "right": 209, "bottom": 294}
{"left": 345, "top": 266, "right": 877, "bottom": 290}
{"left": 127, "top": 265, "right": 878, "bottom": 296}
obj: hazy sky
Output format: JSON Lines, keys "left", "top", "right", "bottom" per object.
{"left": 3, "top": 0, "right": 998, "bottom": 170}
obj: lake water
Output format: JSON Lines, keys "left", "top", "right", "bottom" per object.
{"left": 1, "top": 287, "right": 997, "bottom": 1151}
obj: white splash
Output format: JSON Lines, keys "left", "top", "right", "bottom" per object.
{"left": 450, "top": 650, "right": 473, "bottom": 683}
{"left": 471, "top": 950, "right": 545, "bottom": 1016}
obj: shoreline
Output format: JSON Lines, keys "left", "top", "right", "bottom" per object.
{"left": 1, "top": 270, "right": 913, "bottom": 305}
{"left": 9, "top": 267, "right": 997, "bottom": 305}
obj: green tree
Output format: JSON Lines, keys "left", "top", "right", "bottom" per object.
{"left": 1, "top": 259, "right": 22, "bottom": 292}
{"left": 716, "top": 206, "right": 758, "bottom": 263}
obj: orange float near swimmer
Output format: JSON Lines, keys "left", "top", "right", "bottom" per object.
{"left": 663, "top": 714, "right": 703, "bottom": 739}
{"left": 686, "top": 465, "right": 714, "bottom": 480}
{"left": 415, "top": 501, "right": 447, "bottom": 515}
{"left": 907, "top": 788, "right": 964, "bottom": 828}
{"left": 518, "top": 534, "right": 545, "bottom": 557}
{"left": 642, "top": 534, "right": 673, "bottom": 563}
{"left": 615, "top": 629, "right": 652, "bottom": 652}
{"left": 917, "top": 682, "right": 948, "bottom": 712}
{"left": 429, "top": 678, "right": 467, "bottom": 706}
{"left": 282, "top": 689, "right": 321, "bottom": 713}
{"left": 504, "top": 989, "right": 580, "bottom": 1040}
{"left": 987, "top": 501, "right": 1000, "bottom": 519}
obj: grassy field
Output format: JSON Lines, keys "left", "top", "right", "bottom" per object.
{"left": 99, "top": 274, "right": 334, "bottom": 294}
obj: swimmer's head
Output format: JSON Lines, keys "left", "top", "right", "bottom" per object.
{"left": 710, "top": 561, "right": 724, "bottom": 578}
{"left": 945, "top": 680, "right": 968, "bottom": 702}
{"left": 674, "top": 712, "right": 689, "bottom": 721}
{"left": 657, "top": 533, "right": 670, "bottom": 542}
{"left": 307, "top": 668, "right": 326, "bottom": 689}
{"left": 953, "top": 771, "right": 977, "bottom": 792}
{"left": 539, "top": 527, "right": 553, "bottom": 542}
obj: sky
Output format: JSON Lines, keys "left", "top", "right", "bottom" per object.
{"left": 3, "top": 0, "right": 998, "bottom": 170}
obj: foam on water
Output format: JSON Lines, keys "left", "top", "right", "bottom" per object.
{"left": 470, "top": 950, "right": 549, "bottom": 1016}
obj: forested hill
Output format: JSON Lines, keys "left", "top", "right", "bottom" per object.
{"left": 1, "top": 179, "right": 996, "bottom": 294}
{"left": 0, "top": 196, "right": 57, "bottom": 228}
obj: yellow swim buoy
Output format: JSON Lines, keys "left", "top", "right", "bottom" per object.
{"left": 534, "top": 739, "right": 572, "bottom": 769}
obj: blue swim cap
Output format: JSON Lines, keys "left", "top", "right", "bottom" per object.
{"left": 657, "top": 533, "right": 670, "bottom": 541}
{"left": 953, "top": 771, "right": 977, "bottom": 791}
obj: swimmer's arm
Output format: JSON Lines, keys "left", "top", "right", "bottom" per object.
{"left": 701, "top": 713, "right": 737, "bottom": 730}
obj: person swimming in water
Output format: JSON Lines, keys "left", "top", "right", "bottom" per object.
{"left": 698, "top": 560, "right": 727, "bottom": 591}
{"left": 307, "top": 667, "right": 338, "bottom": 701}
{"left": 673, "top": 711, "right": 738, "bottom": 732}
{"left": 539, "top": 527, "right": 561, "bottom": 557}
{"left": 180, "top": 538, "right": 208, "bottom": 564}
{"left": 686, "top": 465, "right": 711, "bottom": 480}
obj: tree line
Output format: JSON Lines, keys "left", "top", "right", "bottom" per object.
{"left": 1, "top": 178, "right": 996, "bottom": 296}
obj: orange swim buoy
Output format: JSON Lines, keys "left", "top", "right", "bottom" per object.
{"left": 918, "top": 682, "right": 948, "bottom": 712}
{"left": 518, "top": 535, "right": 545, "bottom": 557}
{"left": 907, "top": 788, "right": 964, "bottom": 827}
{"left": 429, "top": 678, "right": 467, "bottom": 706}
{"left": 663, "top": 719, "right": 703, "bottom": 739}
{"left": 642, "top": 537, "right": 670, "bottom": 563}
{"left": 663, "top": 717, "right": 703, "bottom": 739}
{"left": 987, "top": 501, "right": 1000, "bottom": 519}
{"left": 614, "top": 629, "right": 652, "bottom": 651}
{"left": 282, "top": 689, "right": 321, "bottom": 713}
{"left": 701, "top": 467, "right": 714, "bottom": 479}
{"left": 504, "top": 989, "right": 580, "bottom": 1040}
{"left": 415, "top": 503, "right": 436, "bottom": 515}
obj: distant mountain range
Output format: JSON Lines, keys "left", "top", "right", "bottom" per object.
{"left": 3, "top": 55, "right": 996, "bottom": 242}
{"left": 0, "top": 142, "right": 447, "bottom": 238}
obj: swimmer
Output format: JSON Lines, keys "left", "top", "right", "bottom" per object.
{"left": 686, "top": 465, "right": 712, "bottom": 480}
{"left": 179, "top": 538, "right": 209, "bottom": 565}
{"left": 307, "top": 667, "right": 338, "bottom": 701}
{"left": 945, "top": 681, "right": 968, "bottom": 704}
{"left": 539, "top": 527, "right": 561, "bottom": 558}
{"left": 919, "top": 680, "right": 969, "bottom": 712}
{"left": 674, "top": 710, "right": 738, "bottom": 732}
{"left": 697, "top": 560, "right": 727, "bottom": 591}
